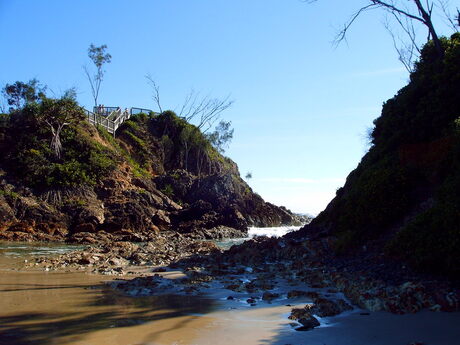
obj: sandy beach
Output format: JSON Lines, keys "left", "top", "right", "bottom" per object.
{"left": 2, "top": 243, "right": 460, "bottom": 345}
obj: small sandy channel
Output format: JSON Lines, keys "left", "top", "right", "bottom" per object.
{"left": 1, "top": 238, "right": 460, "bottom": 345}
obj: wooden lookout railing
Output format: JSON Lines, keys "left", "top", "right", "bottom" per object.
{"left": 84, "top": 106, "right": 156, "bottom": 136}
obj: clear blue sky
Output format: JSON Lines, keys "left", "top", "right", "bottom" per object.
{"left": 0, "top": 0, "right": 455, "bottom": 214}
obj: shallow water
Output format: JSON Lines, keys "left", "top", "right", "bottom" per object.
{"left": 0, "top": 241, "right": 86, "bottom": 257}
{"left": 0, "top": 242, "right": 88, "bottom": 274}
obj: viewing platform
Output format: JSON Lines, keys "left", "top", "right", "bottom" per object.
{"left": 84, "top": 106, "right": 157, "bottom": 136}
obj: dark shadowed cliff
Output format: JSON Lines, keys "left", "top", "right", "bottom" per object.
{"left": 292, "top": 33, "right": 460, "bottom": 280}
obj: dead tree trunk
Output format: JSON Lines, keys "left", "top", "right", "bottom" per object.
{"left": 412, "top": 0, "right": 443, "bottom": 58}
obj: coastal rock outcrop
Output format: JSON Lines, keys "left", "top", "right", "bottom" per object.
{"left": 0, "top": 106, "right": 304, "bottom": 242}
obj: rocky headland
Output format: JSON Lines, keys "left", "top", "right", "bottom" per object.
{"left": 0, "top": 105, "right": 304, "bottom": 244}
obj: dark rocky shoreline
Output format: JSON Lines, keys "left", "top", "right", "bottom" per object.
{"left": 28, "top": 232, "right": 221, "bottom": 275}
{"left": 0, "top": 170, "right": 307, "bottom": 245}
{"left": 24, "top": 229, "right": 460, "bottom": 333}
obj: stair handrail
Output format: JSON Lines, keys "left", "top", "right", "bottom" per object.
{"left": 84, "top": 106, "right": 159, "bottom": 136}
{"left": 130, "top": 107, "right": 153, "bottom": 116}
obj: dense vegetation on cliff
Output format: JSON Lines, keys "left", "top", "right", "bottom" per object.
{"left": 303, "top": 34, "right": 460, "bottom": 279}
{"left": 0, "top": 98, "right": 116, "bottom": 189}
{"left": 0, "top": 98, "right": 302, "bottom": 242}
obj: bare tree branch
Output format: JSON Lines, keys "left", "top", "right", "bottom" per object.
{"left": 392, "top": 12, "right": 422, "bottom": 54}
{"left": 178, "top": 90, "right": 233, "bottom": 132}
{"left": 384, "top": 16, "right": 417, "bottom": 72}
{"left": 0, "top": 98, "right": 6, "bottom": 113}
{"left": 335, "top": 4, "right": 378, "bottom": 46}
{"left": 145, "top": 75, "right": 163, "bottom": 113}
{"left": 413, "top": 0, "right": 443, "bottom": 54}
{"left": 437, "top": 0, "right": 460, "bottom": 31}
{"left": 314, "top": 0, "right": 455, "bottom": 71}
{"left": 178, "top": 89, "right": 198, "bottom": 117}
{"left": 373, "top": 0, "right": 427, "bottom": 23}
{"left": 195, "top": 95, "right": 233, "bottom": 133}
{"left": 83, "top": 65, "right": 98, "bottom": 106}
{"left": 145, "top": 78, "right": 234, "bottom": 132}
{"left": 335, "top": 1, "right": 430, "bottom": 47}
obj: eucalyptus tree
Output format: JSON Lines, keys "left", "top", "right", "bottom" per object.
{"left": 83, "top": 44, "right": 112, "bottom": 107}
{"left": 2, "top": 79, "right": 46, "bottom": 111}
{"left": 205, "top": 120, "right": 234, "bottom": 154}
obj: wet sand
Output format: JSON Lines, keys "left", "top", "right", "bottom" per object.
{"left": 0, "top": 244, "right": 216, "bottom": 345}
{"left": 2, "top": 244, "right": 460, "bottom": 345}
{"left": 0, "top": 268, "right": 217, "bottom": 345}
{"left": 193, "top": 306, "right": 460, "bottom": 345}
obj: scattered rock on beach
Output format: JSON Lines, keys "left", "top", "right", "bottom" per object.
{"left": 287, "top": 290, "right": 319, "bottom": 299}
{"left": 247, "top": 298, "right": 257, "bottom": 304}
{"left": 288, "top": 306, "right": 320, "bottom": 331}
{"left": 313, "top": 297, "right": 352, "bottom": 317}
{"left": 262, "top": 291, "right": 280, "bottom": 301}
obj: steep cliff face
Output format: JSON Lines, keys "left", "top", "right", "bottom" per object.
{"left": 0, "top": 103, "right": 303, "bottom": 243}
{"left": 294, "top": 34, "right": 460, "bottom": 279}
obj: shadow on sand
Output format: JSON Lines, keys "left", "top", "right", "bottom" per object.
{"left": 0, "top": 283, "right": 216, "bottom": 345}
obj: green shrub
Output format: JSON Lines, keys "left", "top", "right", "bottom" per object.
{"left": 0, "top": 189, "right": 19, "bottom": 199}
{"left": 328, "top": 155, "right": 412, "bottom": 251}
{"left": 385, "top": 138, "right": 460, "bottom": 278}
{"left": 125, "top": 131, "right": 146, "bottom": 148}
{"left": 123, "top": 120, "right": 141, "bottom": 132}
{"left": 386, "top": 204, "right": 460, "bottom": 278}
{"left": 130, "top": 112, "right": 150, "bottom": 123}
{"left": 96, "top": 123, "right": 150, "bottom": 176}
{"left": 161, "top": 184, "right": 174, "bottom": 198}
{"left": 46, "top": 160, "right": 92, "bottom": 187}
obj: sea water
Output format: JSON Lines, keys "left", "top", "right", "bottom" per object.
{"left": 216, "top": 225, "right": 302, "bottom": 249}
{"left": 0, "top": 241, "right": 85, "bottom": 257}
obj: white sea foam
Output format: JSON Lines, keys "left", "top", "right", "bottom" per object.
{"left": 216, "top": 226, "right": 302, "bottom": 249}
{"left": 248, "top": 226, "right": 302, "bottom": 238}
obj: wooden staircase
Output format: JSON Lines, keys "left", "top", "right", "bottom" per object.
{"left": 84, "top": 107, "right": 156, "bottom": 136}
